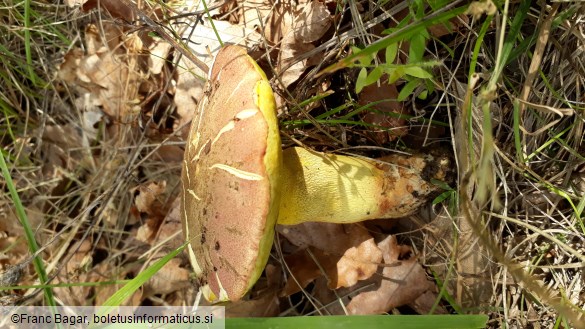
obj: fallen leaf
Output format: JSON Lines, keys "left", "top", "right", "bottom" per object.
{"left": 64, "top": 239, "right": 93, "bottom": 274}
{"left": 39, "top": 124, "right": 89, "bottom": 178}
{"left": 358, "top": 78, "right": 410, "bottom": 144}
{"left": 134, "top": 181, "right": 166, "bottom": 215}
{"left": 346, "top": 235, "right": 433, "bottom": 314}
{"left": 238, "top": 0, "right": 272, "bottom": 31}
{"left": 58, "top": 23, "right": 141, "bottom": 120}
{"left": 277, "top": 0, "right": 331, "bottom": 87}
{"left": 153, "top": 197, "right": 183, "bottom": 250}
{"left": 278, "top": 36, "right": 316, "bottom": 87}
{"left": 281, "top": 248, "right": 335, "bottom": 296}
{"left": 263, "top": 1, "right": 295, "bottom": 43}
{"left": 226, "top": 264, "right": 282, "bottom": 317}
{"left": 408, "top": 290, "right": 448, "bottom": 314}
{"left": 148, "top": 39, "right": 173, "bottom": 75}
{"left": 279, "top": 223, "right": 382, "bottom": 294}
{"left": 293, "top": 0, "right": 331, "bottom": 43}
{"left": 134, "top": 181, "right": 168, "bottom": 243}
{"left": 144, "top": 257, "right": 190, "bottom": 296}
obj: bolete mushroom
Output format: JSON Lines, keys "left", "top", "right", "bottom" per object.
{"left": 181, "top": 45, "right": 450, "bottom": 303}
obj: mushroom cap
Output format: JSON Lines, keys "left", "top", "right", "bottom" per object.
{"left": 181, "top": 45, "right": 281, "bottom": 302}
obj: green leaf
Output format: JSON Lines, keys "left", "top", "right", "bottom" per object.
{"left": 386, "top": 67, "right": 404, "bottom": 84}
{"left": 397, "top": 79, "right": 419, "bottom": 101}
{"left": 353, "top": 46, "right": 374, "bottom": 67}
{"left": 356, "top": 67, "right": 368, "bottom": 93}
{"left": 385, "top": 43, "right": 398, "bottom": 64}
{"left": 418, "top": 89, "right": 428, "bottom": 100}
{"left": 409, "top": 32, "right": 427, "bottom": 63}
{"left": 365, "top": 66, "right": 384, "bottom": 86}
{"left": 404, "top": 66, "right": 433, "bottom": 79}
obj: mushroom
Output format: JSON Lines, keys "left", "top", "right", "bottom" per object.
{"left": 181, "top": 45, "right": 451, "bottom": 302}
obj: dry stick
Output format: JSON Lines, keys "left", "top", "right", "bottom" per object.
{"left": 517, "top": 3, "right": 559, "bottom": 136}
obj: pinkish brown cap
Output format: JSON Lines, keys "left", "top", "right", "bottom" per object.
{"left": 181, "top": 45, "right": 282, "bottom": 302}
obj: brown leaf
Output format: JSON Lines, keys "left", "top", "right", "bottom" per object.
{"left": 58, "top": 22, "right": 141, "bottom": 120}
{"left": 279, "top": 223, "right": 382, "bottom": 295}
{"left": 281, "top": 248, "right": 335, "bottom": 296}
{"left": 346, "top": 235, "right": 433, "bottom": 314}
{"left": 153, "top": 197, "right": 184, "bottom": 250}
{"left": 134, "top": 181, "right": 167, "bottom": 243}
{"left": 358, "top": 79, "right": 410, "bottom": 144}
{"left": 263, "top": 1, "right": 295, "bottom": 43}
{"left": 64, "top": 239, "right": 93, "bottom": 274}
{"left": 238, "top": 0, "right": 272, "bottom": 31}
{"left": 39, "top": 124, "right": 87, "bottom": 178}
{"left": 82, "top": 0, "right": 139, "bottom": 21}
{"left": 277, "top": 0, "right": 330, "bottom": 87}
{"left": 145, "top": 257, "right": 190, "bottom": 295}
{"left": 226, "top": 264, "right": 282, "bottom": 317}
{"left": 134, "top": 181, "right": 166, "bottom": 215}
{"left": 278, "top": 36, "right": 316, "bottom": 87}
{"left": 293, "top": 0, "right": 331, "bottom": 43}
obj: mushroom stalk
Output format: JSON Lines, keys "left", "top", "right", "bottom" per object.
{"left": 278, "top": 147, "right": 450, "bottom": 225}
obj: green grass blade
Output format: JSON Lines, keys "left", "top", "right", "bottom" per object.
{"left": 0, "top": 149, "right": 56, "bottom": 306}
{"left": 98, "top": 243, "right": 185, "bottom": 310}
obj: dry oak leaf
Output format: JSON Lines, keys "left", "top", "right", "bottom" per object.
{"left": 346, "top": 235, "right": 433, "bottom": 314}
{"left": 134, "top": 181, "right": 166, "bottom": 215}
{"left": 134, "top": 181, "right": 167, "bottom": 243}
{"left": 279, "top": 223, "right": 382, "bottom": 294}
{"left": 58, "top": 23, "right": 140, "bottom": 120}
{"left": 144, "top": 257, "right": 190, "bottom": 296}
{"left": 293, "top": 0, "right": 332, "bottom": 43}
{"left": 277, "top": 0, "right": 331, "bottom": 87}
{"left": 263, "top": 0, "right": 295, "bottom": 44}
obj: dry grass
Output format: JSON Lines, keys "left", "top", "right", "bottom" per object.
{"left": 1, "top": 0, "right": 584, "bottom": 327}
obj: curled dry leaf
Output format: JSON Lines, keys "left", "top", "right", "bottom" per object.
{"left": 293, "top": 0, "right": 332, "bottom": 43}
{"left": 346, "top": 235, "right": 433, "bottom": 314}
{"left": 278, "top": 0, "right": 332, "bottom": 87}
{"left": 279, "top": 223, "right": 382, "bottom": 295}
{"left": 58, "top": 22, "right": 140, "bottom": 120}
{"left": 134, "top": 181, "right": 166, "bottom": 215}
{"left": 145, "top": 257, "right": 191, "bottom": 296}
{"left": 134, "top": 181, "right": 168, "bottom": 243}
{"left": 263, "top": 1, "right": 295, "bottom": 44}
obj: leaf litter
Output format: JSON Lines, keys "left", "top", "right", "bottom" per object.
{"left": 4, "top": 0, "right": 485, "bottom": 319}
